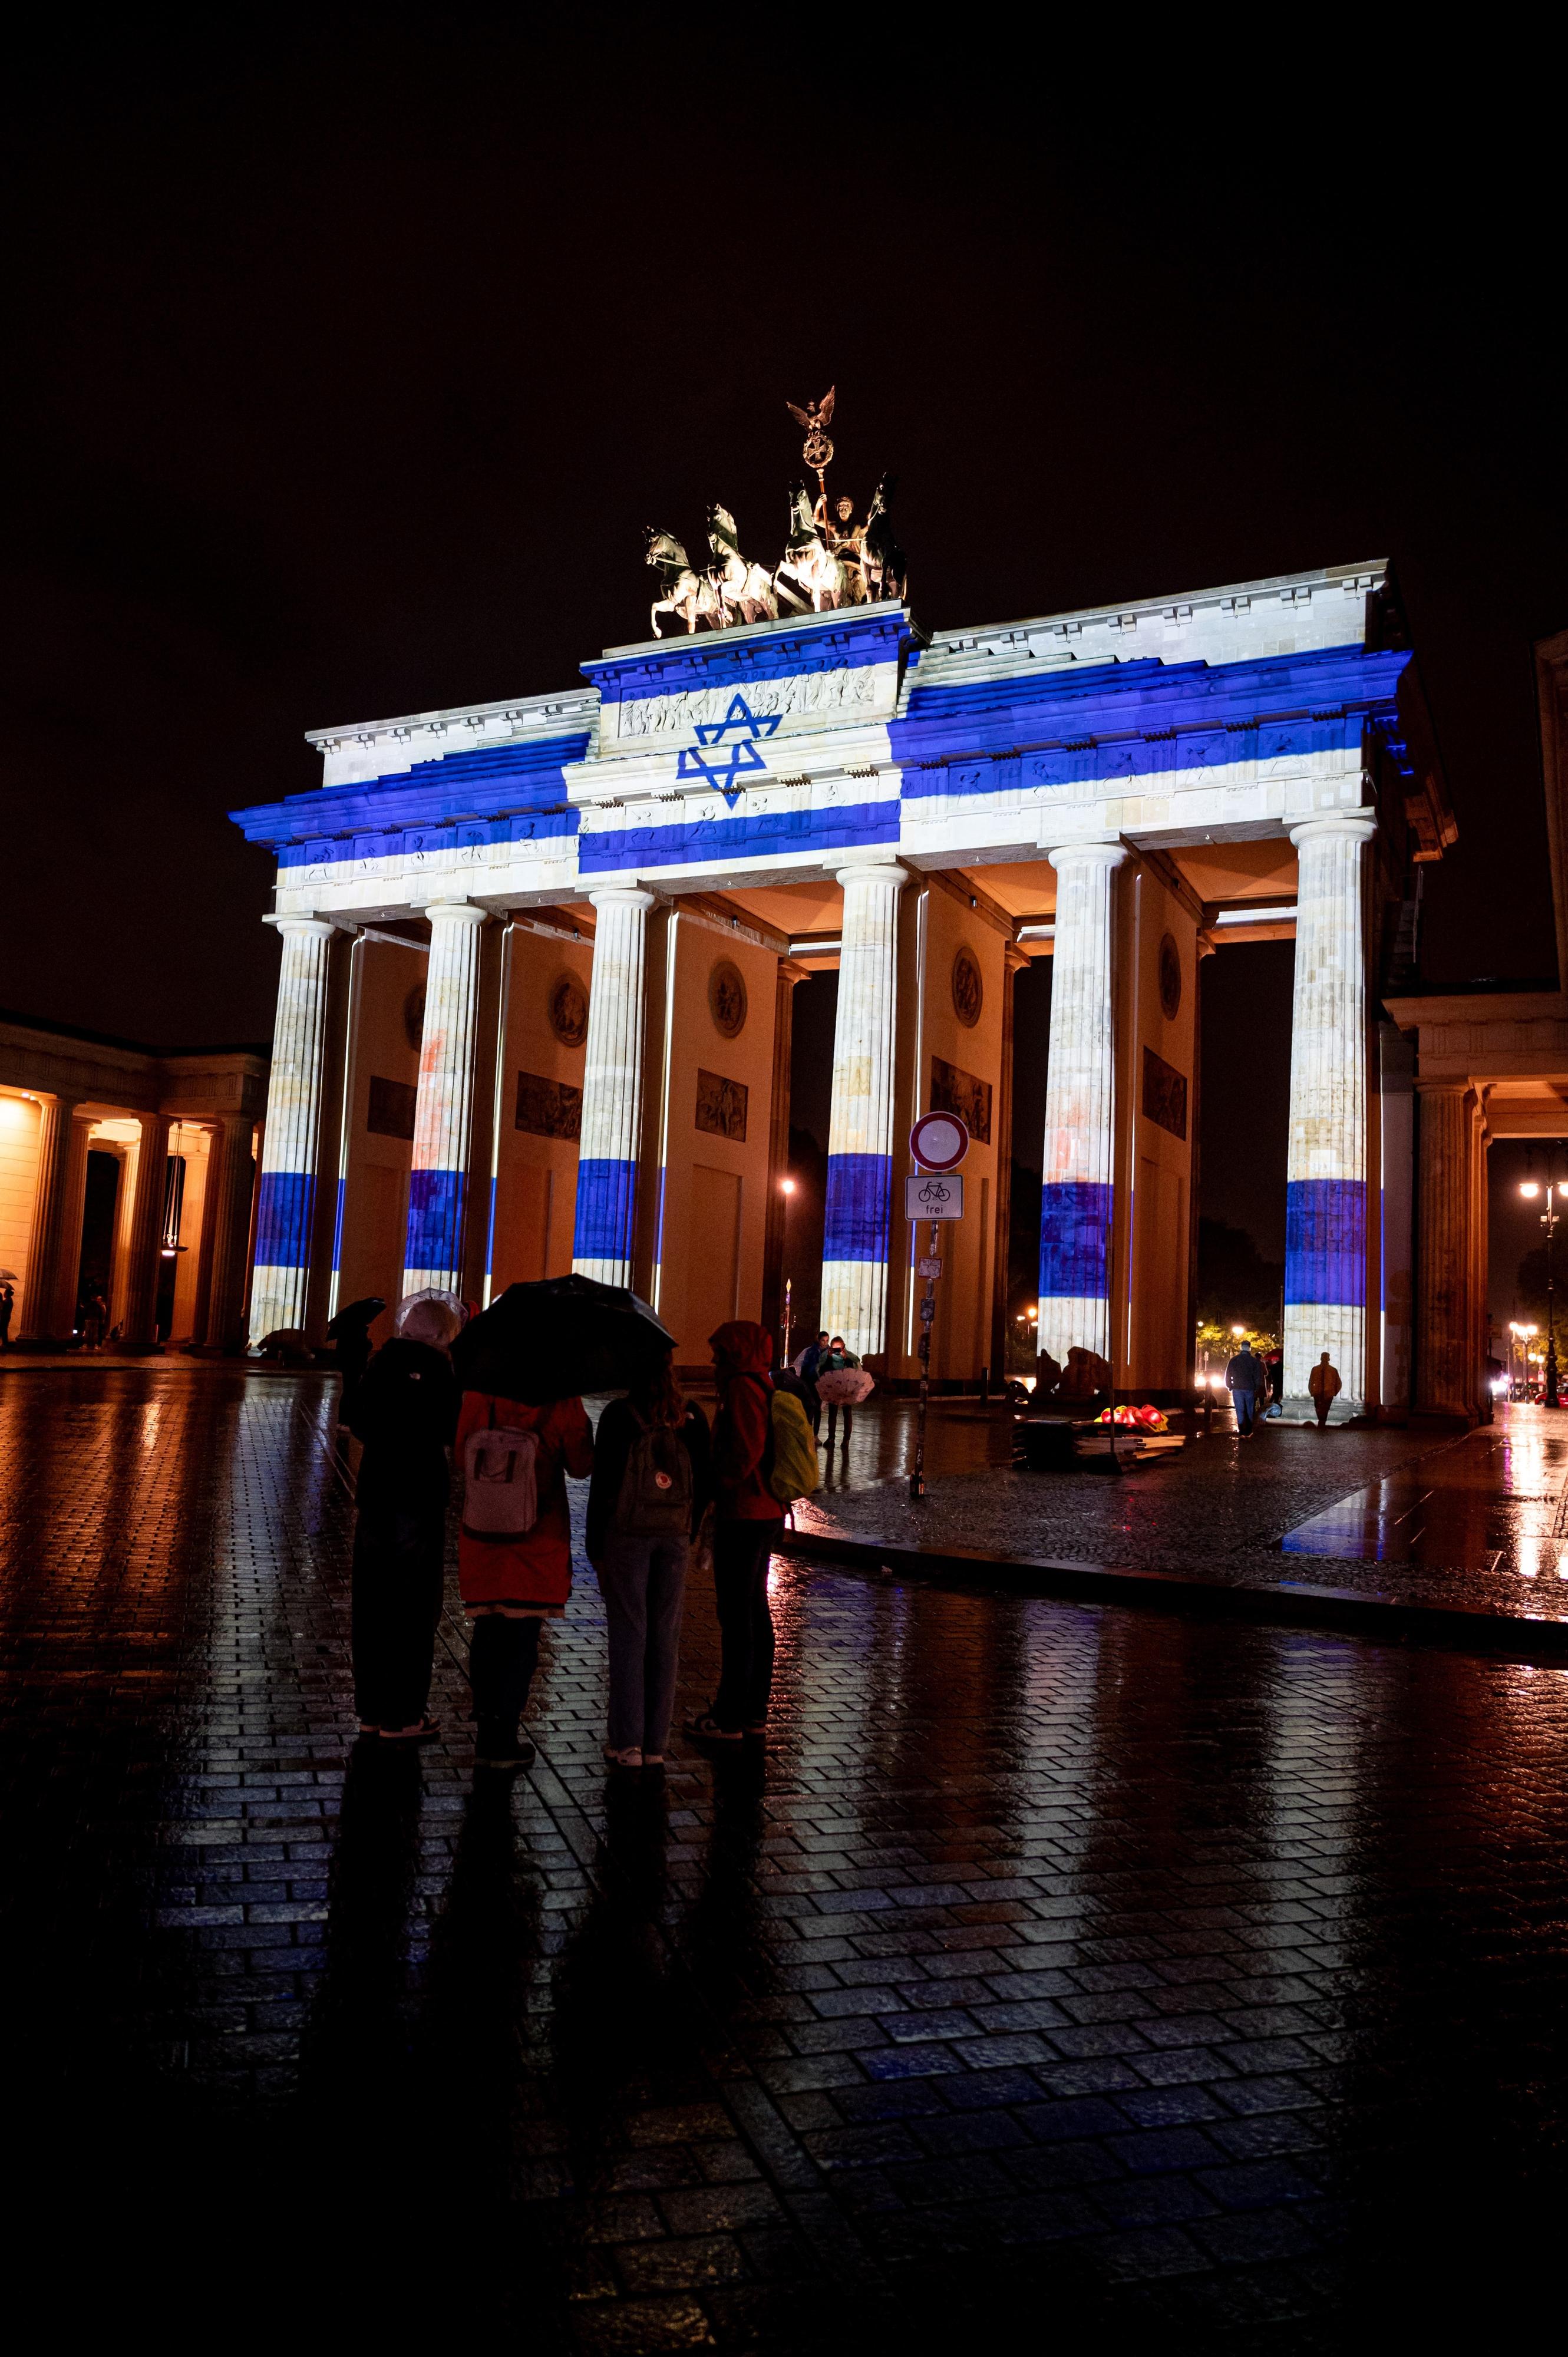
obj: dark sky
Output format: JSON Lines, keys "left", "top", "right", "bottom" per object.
{"left": 3, "top": 22, "right": 1560, "bottom": 1056}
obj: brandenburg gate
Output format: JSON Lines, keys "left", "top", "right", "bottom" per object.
{"left": 232, "top": 549, "right": 1454, "bottom": 1417}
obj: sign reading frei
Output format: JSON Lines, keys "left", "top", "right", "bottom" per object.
{"left": 909, "top": 1111, "right": 969, "bottom": 1171}
{"left": 905, "top": 1172, "right": 964, "bottom": 1221}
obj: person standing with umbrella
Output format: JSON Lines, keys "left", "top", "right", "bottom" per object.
{"left": 685, "top": 1321, "right": 785, "bottom": 1745}
{"left": 347, "top": 1288, "right": 464, "bottom": 1742}
{"left": 585, "top": 1346, "right": 710, "bottom": 1770}
{"left": 455, "top": 1376, "right": 594, "bottom": 1771}
{"left": 328, "top": 1295, "right": 385, "bottom": 1428}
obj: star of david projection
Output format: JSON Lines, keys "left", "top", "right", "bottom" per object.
{"left": 675, "top": 694, "right": 781, "bottom": 807}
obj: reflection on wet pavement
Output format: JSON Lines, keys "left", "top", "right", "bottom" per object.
{"left": 1280, "top": 1405, "right": 1568, "bottom": 1581}
{"left": 4, "top": 1366, "right": 1567, "bottom": 2343}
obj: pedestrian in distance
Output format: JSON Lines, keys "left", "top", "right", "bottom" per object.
{"left": 455, "top": 1370, "right": 594, "bottom": 1771}
{"left": 1225, "top": 1338, "right": 1268, "bottom": 1439}
{"left": 1265, "top": 1346, "right": 1284, "bottom": 1418}
{"left": 686, "top": 1319, "right": 816, "bottom": 1745}
{"left": 346, "top": 1288, "right": 464, "bottom": 1743}
{"left": 586, "top": 1346, "right": 711, "bottom": 1770}
{"left": 818, "top": 1336, "right": 861, "bottom": 1453}
{"left": 792, "top": 1329, "right": 829, "bottom": 1434}
{"left": 0, "top": 1280, "right": 15, "bottom": 1349}
{"left": 1309, "top": 1352, "right": 1342, "bottom": 1428}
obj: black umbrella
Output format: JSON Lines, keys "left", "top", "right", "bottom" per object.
{"left": 326, "top": 1296, "right": 386, "bottom": 1341}
{"left": 451, "top": 1273, "right": 675, "bottom": 1403}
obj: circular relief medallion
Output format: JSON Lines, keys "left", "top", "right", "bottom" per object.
{"left": 1158, "top": 933, "right": 1182, "bottom": 1021}
{"left": 952, "top": 946, "right": 983, "bottom": 1029}
{"left": 402, "top": 982, "right": 427, "bottom": 1051}
{"left": 549, "top": 972, "right": 589, "bottom": 1050}
{"left": 709, "top": 959, "right": 748, "bottom": 1040}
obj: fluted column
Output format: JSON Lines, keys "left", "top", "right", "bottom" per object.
{"left": 1415, "top": 1081, "right": 1473, "bottom": 1419}
{"left": 203, "top": 1114, "right": 258, "bottom": 1352}
{"left": 251, "top": 917, "right": 336, "bottom": 1340}
{"left": 573, "top": 888, "right": 656, "bottom": 1286}
{"left": 821, "top": 861, "right": 907, "bottom": 1359}
{"left": 1037, "top": 842, "right": 1125, "bottom": 1368}
{"left": 122, "top": 1113, "right": 171, "bottom": 1350}
{"left": 18, "top": 1095, "right": 82, "bottom": 1341}
{"left": 404, "top": 900, "right": 487, "bottom": 1292}
{"left": 1283, "top": 813, "right": 1377, "bottom": 1413}
{"left": 47, "top": 1114, "right": 94, "bottom": 1338}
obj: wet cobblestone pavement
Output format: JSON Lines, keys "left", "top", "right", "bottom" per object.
{"left": 4, "top": 1365, "right": 1567, "bottom": 2345}
{"left": 795, "top": 1403, "right": 1568, "bottom": 1627}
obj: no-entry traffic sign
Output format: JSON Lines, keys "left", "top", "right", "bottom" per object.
{"left": 909, "top": 1110, "right": 969, "bottom": 1171}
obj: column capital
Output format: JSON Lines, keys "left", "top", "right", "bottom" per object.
{"left": 270, "top": 916, "right": 338, "bottom": 941}
{"left": 421, "top": 899, "right": 487, "bottom": 926}
{"left": 835, "top": 860, "right": 909, "bottom": 892}
{"left": 588, "top": 886, "right": 657, "bottom": 913}
{"left": 1042, "top": 839, "right": 1128, "bottom": 873}
{"left": 1288, "top": 811, "right": 1378, "bottom": 850}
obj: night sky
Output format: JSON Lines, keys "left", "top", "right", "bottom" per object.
{"left": 4, "top": 24, "right": 1560, "bottom": 1258}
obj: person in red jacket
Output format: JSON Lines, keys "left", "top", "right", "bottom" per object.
{"left": 455, "top": 1388, "right": 594, "bottom": 1768}
{"left": 685, "top": 1320, "right": 784, "bottom": 1744}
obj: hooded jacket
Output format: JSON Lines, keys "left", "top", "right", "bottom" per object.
{"left": 709, "top": 1321, "right": 785, "bottom": 1523}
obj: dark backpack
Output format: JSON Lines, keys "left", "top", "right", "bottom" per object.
{"left": 611, "top": 1408, "right": 694, "bottom": 1538}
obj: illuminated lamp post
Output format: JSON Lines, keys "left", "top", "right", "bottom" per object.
{"left": 779, "top": 1178, "right": 796, "bottom": 1366}
{"left": 1521, "top": 1173, "right": 1562, "bottom": 1408}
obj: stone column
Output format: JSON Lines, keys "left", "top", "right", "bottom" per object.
{"left": 821, "top": 861, "right": 907, "bottom": 1361}
{"left": 573, "top": 887, "right": 656, "bottom": 1286}
{"left": 992, "top": 942, "right": 1030, "bottom": 1378}
{"left": 121, "top": 1113, "right": 172, "bottom": 1350}
{"left": 18, "top": 1095, "right": 83, "bottom": 1342}
{"left": 1037, "top": 843, "right": 1125, "bottom": 1369}
{"left": 45, "top": 1113, "right": 94, "bottom": 1339}
{"left": 188, "top": 1128, "right": 220, "bottom": 1348}
{"left": 404, "top": 900, "right": 487, "bottom": 1293}
{"left": 1283, "top": 813, "right": 1377, "bottom": 1414}
{"left": 762, "top": 958, "right": 810, "bottom": 1349}
{"left": 1414, "top": 1082, "right": 1473, "bottom": 1420}
{"left": 251, "top": 917, "right": 336, "bottom": 1340}
{"left": 203, "top": 1114, "right": 258, "bottom": 1352}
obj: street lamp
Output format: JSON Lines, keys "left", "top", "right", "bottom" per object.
{"left": 1522, "top": 1166, "right": 1562, "bottom": 1407}
{"left": 779, "top": 1178, "right": 797, "bottom": 1365}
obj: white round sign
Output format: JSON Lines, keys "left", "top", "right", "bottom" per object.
{"left": 910, "top": 1111, "right": 969, "bottom": 1171}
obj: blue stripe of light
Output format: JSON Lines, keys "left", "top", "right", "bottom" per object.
{"left": 484, "top": 1174, "right": 497, "bottom": 1282}
{"left": 583, "top": 610, "right": 913, "bottom": 705}
{"left": 405, "top": 1168, "right": 466, "bottom": 1274}
{"left": 1285, "top": 1178, "right": 1366, "bottom": 1307}
{"left": 892, "top": 645, "right": 1409, "bottom": 788}
{"left": 824, "top": 1153, "right": 893, "bottom": 1263}
{"left": 331, "top": 1176, "right": 345, "bottom": 1273}
{"left": 255, "top": 1170, "right": 315, "bottom": 1270}
{"left": 579, "top": 797, "right": 897, "bottom": 875}
{"left": 1039, "top": 1181, "right": 1113, "bottom": 1302}
{"left": 573, "top": 1158, "right": 638, "bottom": 1263}
{"left": 230, "top": 731, "right": 591, "bottom": 856}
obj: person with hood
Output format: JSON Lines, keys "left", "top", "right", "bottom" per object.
{"left": 347, "top": 1288, "right": 464, "bottom": 1741}
{"left": 1224, "top": 1338, "right": 1268, "bottom": 1439}
{"left": 792, "top": 1329, "right": 830, "bottom": 1433}
{"left": 586, "top": 1346, "right": 711, "bottom": 1770}
{"left": 686, "top": 1321, "right": 784, "bottom": 1744}
{"left": 818, "top": 1336, "right": 862, "bottom": 1453}
{"left": 1309, "top": 1351, "right": 1343, "bottom": 1428}
{"left": 455, "top": 1372, "right": 594, "bottom": 1770}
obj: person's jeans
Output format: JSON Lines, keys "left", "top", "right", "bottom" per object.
{"left": 1232, "top": 1388, "right": 1259, "bottom": 1436}
{"left": 712, "top": 1519, "right": 779, "bottom": 1731}
{"left": 596, "top": 1532, "right": 689, "bottom": 1754}
{"left": 826, "top": 1402, "right": 854, "bottom": 1450}
{"left": 468, "top": 1615, "right": 543, "bottom": 1729}
{"left": 1314, "top": 1395, "right": 1332, "bottom": 1427}
{"left": 351, "top": 1510, "right": 444, "bottom": 1728}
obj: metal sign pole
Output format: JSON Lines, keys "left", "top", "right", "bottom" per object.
{"left": 912, "top": 1219, "right": 939, "bottom": 1501}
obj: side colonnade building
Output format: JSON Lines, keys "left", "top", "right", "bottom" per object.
{"left": 0, "top": 1011, "right": 266, "bottom": 1350}
{"left": 232, "top": 563, "right": 1460, "bottom": 1415}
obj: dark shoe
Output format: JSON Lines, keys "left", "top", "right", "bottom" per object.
{"left": 684, "top": 1711, "right": 742, "bottom": 1743}
{"left": 475, "top": 1718, "right": 536, "bottom": 1770}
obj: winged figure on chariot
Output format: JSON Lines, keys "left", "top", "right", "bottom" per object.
{"left": 642, "top": 388, "right": 907, "bottom": 638}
